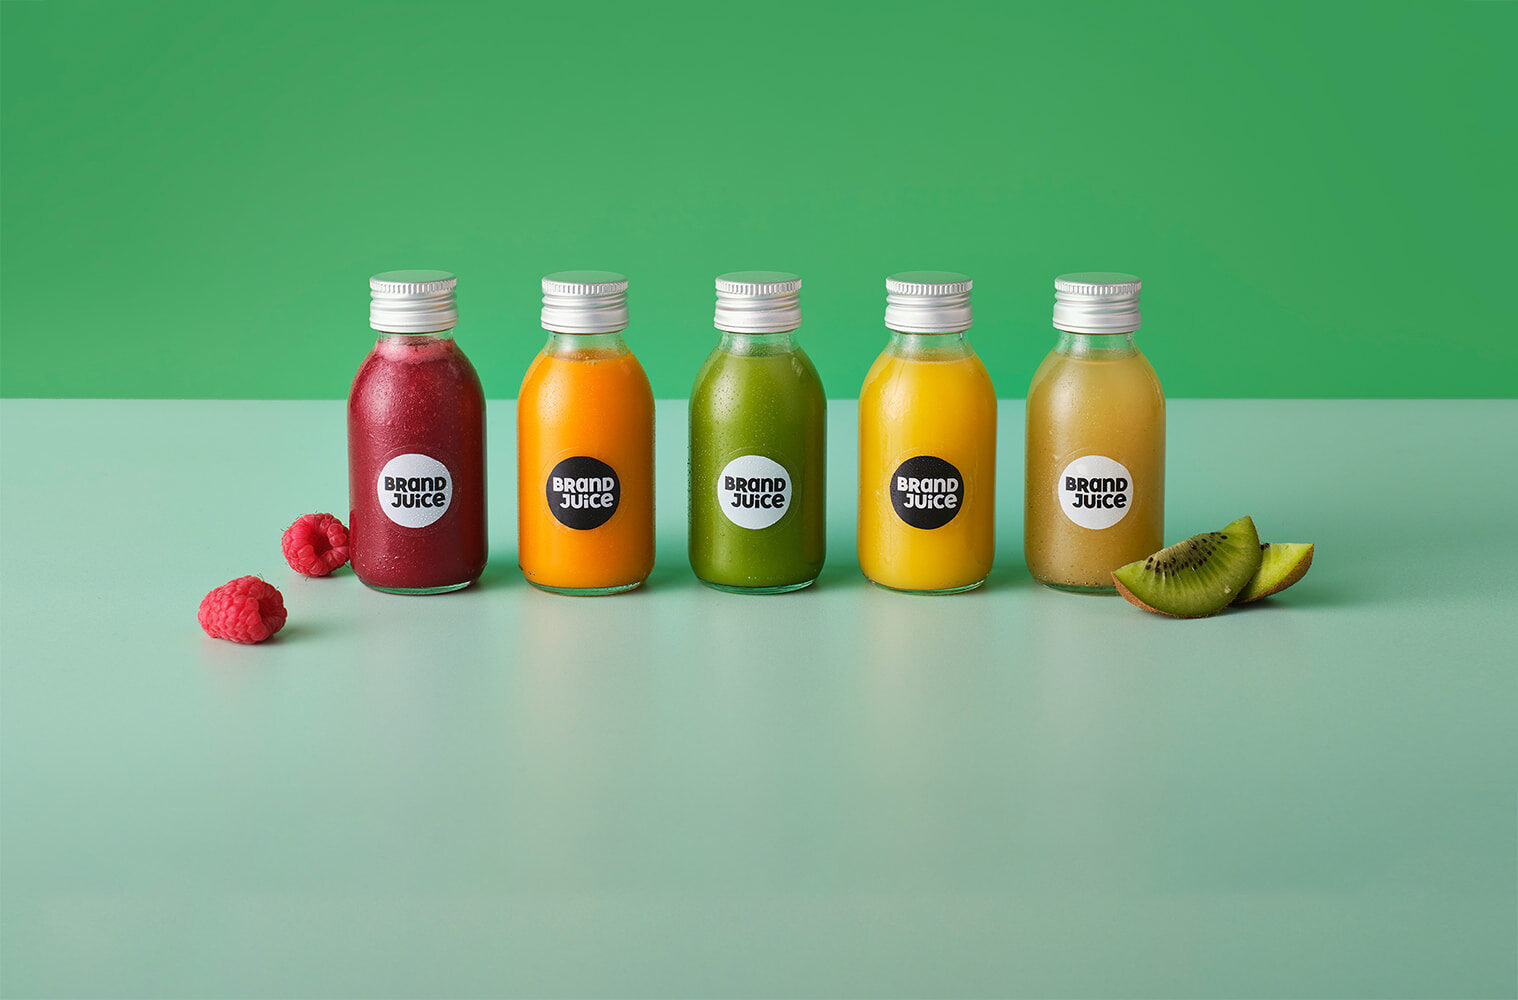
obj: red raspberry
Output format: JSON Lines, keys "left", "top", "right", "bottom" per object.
{"left": 198, "top": 576, "right": 287, "bottom": 644}
{"left": 281, "top": 512, "right": 350, "bottom": 577}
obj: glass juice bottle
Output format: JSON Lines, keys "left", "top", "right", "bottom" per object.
{"left": 689, "top": 271, "right": 826, "bottom": 593}
{"left": 858, "top": 272, "right": 996, "bottom": 593}
{"left": 1025, "top": 273, "right": 1164, "bottom": 590}
{"left": 517, "top": 271, "right": 654, "bottom": 595}
{"left": 348, "top": 270, "right": 488, "bottom": 594}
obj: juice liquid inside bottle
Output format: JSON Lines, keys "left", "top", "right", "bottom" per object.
{"left": 689, "top": 343, "right": 826, "bottom": 591}
{"left": 518, "top": 325, "right": 654, "bottom": 595}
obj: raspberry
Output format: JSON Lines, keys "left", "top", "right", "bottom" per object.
{"left": 281, "top": 512, "right": 350, "bottom": 577}
{"left": 198, "top": 576, "right": 287, "bottom": 644}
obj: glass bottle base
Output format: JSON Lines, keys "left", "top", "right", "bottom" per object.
{"left": 699, "top": 578, "right": 817, "bottom": 595}
{"left": 869, "top": 578, "right": 985, "bottom": 596}
{"left": 528, "top": 579, "right": 644, "bottom": 597}
{"left": 1040, "top": 580, "right": 1117, "bottom": 595}
{"left": 361, "top": 578, "right": 477, "bottom": 596}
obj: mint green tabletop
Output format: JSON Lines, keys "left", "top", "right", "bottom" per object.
{"left": 1, "top": 399, "right": 1514, "bottom": 998}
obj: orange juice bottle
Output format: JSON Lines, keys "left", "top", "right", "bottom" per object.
{"left": 858, "top": 272, "right": 996, "bottom": 593}
{"left": 517, "top": 271, "right": 654, "bottom": 595}
{"left": 1025, "top": 273, "right": 1165, "bottom": 590}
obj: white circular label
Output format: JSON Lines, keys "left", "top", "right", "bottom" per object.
{"left": 717, "top": 455, "right": 792, "bottom": 530}
{"left": 1056, "top": 454, "right": 1133, "bottom": 530}
{"left": 376, "top": 453, "right": 453, "bottom": 528}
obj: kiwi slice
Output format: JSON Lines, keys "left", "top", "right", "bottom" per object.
{"left": 1235, "top": 542, "right": 1314, "bottom": 603}
{"left": 1112, "top": 515, "right": 1263, "bottom": 618}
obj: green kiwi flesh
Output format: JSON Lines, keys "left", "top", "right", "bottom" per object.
{"left": 1235, "top": 542, "right": 1314, "bottom": 603}
{"left": 1112, "top": 515, "right": 1262, "bottom": 618}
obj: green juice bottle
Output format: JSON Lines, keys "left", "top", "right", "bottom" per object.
{"left": 689, "top": 272, "right": 826, "bottom": 593}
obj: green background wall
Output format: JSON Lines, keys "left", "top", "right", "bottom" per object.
{"left": 2, "top": 1, "right": 1514, "bottom": 399}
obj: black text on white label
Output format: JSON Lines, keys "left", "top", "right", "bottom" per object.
{"left": 377, "top": 453, "right": 453, "bottom": 528}
{"left": 1056, "top": 455, "right": 1133, "bottom": 529}
{"left": 717, "top": 455, "right": 792, "bottom": 530}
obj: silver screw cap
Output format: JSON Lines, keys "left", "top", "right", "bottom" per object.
{"left": 541, "top": 270, "right": 630, "bottom": 333}
{"left": 1052, "top": 272, "right": 1142, "bottom": 334}
{"left": 714, "top": 271, "right": 802, "bottom": 333}
{"left": 885, "top": 271, "right": 973, "bottom": 333}
{"left": 370, "top": 270, "right": 458, "bottom": 333}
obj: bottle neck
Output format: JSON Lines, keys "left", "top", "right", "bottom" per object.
{"left": 887, "top": 329, "right": 972, "bottom": 360}
{"left": 718, "top": 329, "right": 799, "bottom": 355}
{"left": 544, "top": 330, "right": 628, "bottom": 359}
{"left": 1054, "top": 330, "right": 1138, "bottom": 358}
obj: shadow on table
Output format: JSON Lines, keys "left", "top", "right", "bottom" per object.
{"left": 982, "top": 545, "right": 1033, "bottom": 593}
{"left": 1228, "top": 581, "right": 1361, "bottom": 611}
{"left": 477, "top": 543, "right": 706, "bottom": 597}
{"left": 264, "top": 621, "right": 327, "bottom": 643}
{"left": 480, "top": 544, "right": 1042, "bottom": 597}
{"left": 474, "top": 550, "right": 521, "bottom": 591}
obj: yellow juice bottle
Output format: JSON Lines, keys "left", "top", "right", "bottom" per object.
{"left": 1025, "top": 273, "right": 1165, "bottom": 590}
{"left": 859, "top": 272, "right": 996, "bottom": 593}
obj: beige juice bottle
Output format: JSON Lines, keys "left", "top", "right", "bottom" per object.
{"left": 1025, "top": 273, "right": 1164, "bottom": 590}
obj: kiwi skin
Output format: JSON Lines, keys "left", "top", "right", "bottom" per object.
{"left": 1235, "top": 542, "right": 1314, "bottom": 603}
{"left": 1111, "top": 515, "right": 1263, "bottom": 618}
{"left": 1111, "top": 576, "right": 1177, "bottom": 617}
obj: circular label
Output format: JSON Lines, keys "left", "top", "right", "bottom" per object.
{"left": 1056, "top": 454, "right": 1133, "bottom": 529}
{"left": 717, "top": 455, "right": 792, "bottom": 530}
{"left": 546, "top": 456, "right": 620, "bottom": 530}
{"left": 376, "top": 453, "right": 453, "bottom": 528}
{"left": 890, "top": 455, "right": 965, "bottom": 530}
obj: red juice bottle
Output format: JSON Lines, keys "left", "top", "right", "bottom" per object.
{"left": 348, "top": 270, "right": 487, "bottom": 594}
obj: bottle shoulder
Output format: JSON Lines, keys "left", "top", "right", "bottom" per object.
{"left": 691, "top": 348, "right": 826, "bottom": 423}
{"left": 863, "top": 345, "right": 994, "bottom": 400}
{"left": 522, "top": 346, "right": 652, "bottom": 403}
{"left": 1027, "top": 346, "right": 1165, "bottom": 410}
{"left": 351, "top": 337, "right": 482, "bottom": 398}
{"left": 694, "top": 344, "right": 823, "bottom": 391}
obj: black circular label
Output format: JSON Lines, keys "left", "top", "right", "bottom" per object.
{"left": 546, "top": 457, "right": 620, "bottom": 530}
{"left": 890, "top": 455, "right": 964, "bottom": 530}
